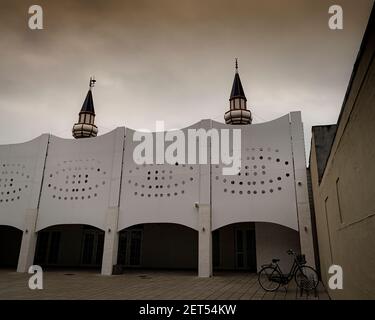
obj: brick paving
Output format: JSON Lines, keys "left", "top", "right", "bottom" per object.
{"left": 0, "top": 269, "right": 330, "bottom": 300}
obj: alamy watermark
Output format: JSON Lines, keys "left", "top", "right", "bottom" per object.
{"left": 328, "top": 264, "right": 343, "bottom": 290}
{"left": 28, "top": 5, "right": 43, "bottom": 30}
{"left": 28, "top": 265, "right": 43, "bottom": 290}
{"left": 27, "top": 4, "right": 343, "bottom": 31}
{"left": 328, "top": 5, "right": 343, "bottom": 30}
{"left": 132, "top": 121, "right": 241, "bottom": 175}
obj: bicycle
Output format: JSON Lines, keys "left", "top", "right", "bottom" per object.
{"left": 258, "top": 249, "right": 319, "bottom": 292}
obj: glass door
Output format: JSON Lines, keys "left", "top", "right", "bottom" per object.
{"left": 117, "top": 229, "right": 142, "bottom": 267}
{"left": 81, "top": 230, "right": 104, "bottom": 266}
{"left": 235, "top": 229, "right": 245, "bottom": 269}
{"left": 34, "top": 231, "right": 61, "bottom": 266}
{"left": 235, "top": 225, "right": 256, "bottom": 271}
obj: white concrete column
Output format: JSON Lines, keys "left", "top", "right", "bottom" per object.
{"left": 101, "top": 207, "right": 119, "bottom": 275}
{"left": 198, "top": 204, "right": 212, "bottom": 277}
{"left": 17, "top": 134, "right": 50, "bottom": 272}
{"left": 101, "top": 127, "right": 125, "bottom": 275}
{"left": 198, "top": 119, "right": 212, "bottom": 277}
{"left": 17, "top": 209, "right": 38, "bottom": 272}
{"left": 290, "top": 112, "right": 316, "bottom": 268}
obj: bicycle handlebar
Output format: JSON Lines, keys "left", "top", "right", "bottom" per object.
{"left": 286, "top": 249, "right": 296, "bottom": 256}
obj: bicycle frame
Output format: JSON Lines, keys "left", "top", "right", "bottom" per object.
{"left": 273, "top": 257, "right": 304, "bottom": 283}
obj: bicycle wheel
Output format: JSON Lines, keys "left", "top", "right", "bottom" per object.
{"left": 295, "top": 266, "right": 319, "bottom": 290}
{"left": 258, "top": 266, "right": 282, "bottom": 292}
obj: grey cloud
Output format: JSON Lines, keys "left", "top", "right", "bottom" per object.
{"left": 0, "top": 0, "right": 373, "bottom": 161}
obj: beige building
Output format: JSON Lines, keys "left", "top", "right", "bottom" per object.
{"left": 309, "top": 7, "right": 375, "bottom": 299}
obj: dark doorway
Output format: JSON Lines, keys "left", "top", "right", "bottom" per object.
{"left": 213, "top": 222, "right": 257, "bottom": 272}
{"left": 118, "top": 223, "right": 198, "bottom": 270}
{"left": 81, "top": 229, "right": 105, "bottom": 266}
{"left": 34, "top": 231, "right": 60, "bottom": 265}
{"left": 117, "top": 226, "right": 143, "bottom": 267}
{"left": 0, "top": 225, "right": 22, "bottom": 268}
{"left": 34, "top": 225, "right": 104, "bottom": 269}
{"left": 234, "top": 227, "right": 256, "bottom": 271}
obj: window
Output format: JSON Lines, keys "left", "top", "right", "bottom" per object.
{"left": 324, "top": 197, "right": 334, "bottom": 263}
{"left": 335, "top": 178, "right": 344, "bottom": 223}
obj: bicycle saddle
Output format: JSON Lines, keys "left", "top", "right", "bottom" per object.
{"left": 272, "top": 259, "right": 280, "bottom": 263}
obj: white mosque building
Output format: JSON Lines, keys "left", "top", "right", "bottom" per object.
{"left": 0, "top": 63, "right": 315, "bottom": 277}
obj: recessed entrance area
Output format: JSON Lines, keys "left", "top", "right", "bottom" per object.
{"left": 117, "top": 223, "right": 198, "bottom": 270}
{"left": 213, "top": 222, "right": 257, "bottom": 272}
{"left": 0, "top": 225, "right": 22, "bottom": 269}
{"left": 34, "top": 224, "right": 104, "bottom": 270}
{"left": 213, "top": 222, "right": 301, "bottom": 274}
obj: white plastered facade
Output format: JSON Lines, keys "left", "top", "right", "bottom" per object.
{"left": 0, "top": 113, "right": 315, "bottom": 275}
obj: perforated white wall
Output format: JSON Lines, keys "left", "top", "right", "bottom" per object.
{"left": 118, "top": 123, "right": 207, "bottom": 231}
{"left": 0, "top": 113, "right": 312, "bottom": 274}
{"left": 36, "top": 128, "right": 124, "bottom": 231}
{"left": 118, "top": 115, "right": 302, "bottom": 232}
{"left": 1, "top": 113, "right": 304, "bottom": 236}
{"left": 211, "top": 115, "right": 299, "bottom": 231}
{"left": 0, "top": 135, "right": 48, "bottom": 230}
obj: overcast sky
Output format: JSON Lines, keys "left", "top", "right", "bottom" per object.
{"left": 0, "top": 0, "right": 373, "bottom": 158}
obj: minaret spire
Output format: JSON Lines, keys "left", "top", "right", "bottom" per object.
{"left": 72, "top": 77, "right": 99, "bottom": 139}
{"left": 224, "top": 59, "right": 252, "bottom": 125}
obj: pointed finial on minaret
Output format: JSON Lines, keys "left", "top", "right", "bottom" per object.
{"left": 89, "top": 76, "right": 96, "bottom": 90}
{"left": 224, "top": 58, "right": 252, "bottom": 125}
{"left": 72, "top": 77, "right": 98, "bottom": 139}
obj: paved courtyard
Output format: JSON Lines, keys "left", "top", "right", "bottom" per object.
{"left": 0, "top": 269, "right": 330, "bottom": 300}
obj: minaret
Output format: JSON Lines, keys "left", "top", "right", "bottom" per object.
{"left": 72, "top": 77, "right": 99, "bottom": 139}
{"left": 224, "top": 59, "right": 252, "bottom": 125}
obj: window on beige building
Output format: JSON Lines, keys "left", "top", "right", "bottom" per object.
{"left": 335, "top": 178, "right": 344, "bottom": 224}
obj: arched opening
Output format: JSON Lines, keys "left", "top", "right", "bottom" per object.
{"left": 34, "top": 224, "right": 104, "bottom": 270}
{"left": 213, "top": 222, "right": 257, "bottom": 272}
{"left": 213, "top": 222, "right": 300, "bottom": 274}
{"left": 0, "top": 225, "right": 22, "bottom": 269}
{"left": 117, "top": 223, "right": 198, "bottom": 270}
